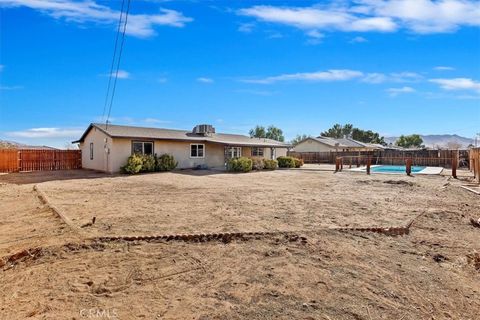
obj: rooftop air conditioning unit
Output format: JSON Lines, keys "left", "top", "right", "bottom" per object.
{"left": 193, "top": 124, "right": 215, "bottom": 135}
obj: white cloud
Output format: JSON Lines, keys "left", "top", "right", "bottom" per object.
{"left": 6, "top": 127, "right": 83, "bottom": 138}
{"left": 306, "top": 29, "right": 323, "bottom": 38}
{"left": 241, "top": 69, "right": 363, "bottom": 84}
{"left": 350, "top": 36, "right": 368, "bottom": 43}
{"left": 94, "top": 116, "right": 171, "bottom": 125}
{"left": 238, "top": 5, "right": 397, "bottom": 34}
{"left": 356, "top": 0, "right": 480, "bottom": 33}
{"left": 109, "top": 70, "right": 130, "bottom": 79}
{"left": 433, "top": 66, "right": 455, "bottom": 71}
{"left": 0, "top": 64, "right": 4, "bottom": 72}
{"left": 157, "top": 77, "right": 168, "bottom": 83}
{"left": 429, "top": 78, "right": 480, "bottom": 92}
{"left": 362, "top": 73, "right": 388, "bottom": 84}
{"left": 390, "top": 72, "right": 423, "bottom": 82}
{"left": 386, "top": 86, "right": 416, "bottom": 96}
{"left": 142, "top": 118, "right": 170, "bottom": 124}
{"left": 362, "top": 71, "right": 423, "bottom": 83}
{"left": 197, "top": 77, "right": 214, "bottom": 83}
{"left": 238, "top": 1, "right": 480, "bottom": 37}
{"left": 238, "top": 22, "right": 254, "bottom": 33}
{"left": 0, "top": 0, "right": 193, "bottom": 38}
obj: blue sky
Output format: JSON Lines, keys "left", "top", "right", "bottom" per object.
{"left": 0, "top": 0, "right": 479, "bottom": 147}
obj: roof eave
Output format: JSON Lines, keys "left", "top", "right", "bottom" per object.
{"left": 72, "top": 123, "right": 113, "bottom": 144}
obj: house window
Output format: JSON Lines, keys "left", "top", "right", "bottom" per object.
{"left": 132, "top": 141, "right": 154, "bottom": 155}
{"left": 251, "top": 147, "right": 264, "bottom": 157}
{"left": 226, "top": 147, "right": 242, "bottom": 159}
{"left": 90, "top": 143, "right": 94, "bottom": 160}
{"left": 190, "top": 144, "right": 205, "bottom": 158}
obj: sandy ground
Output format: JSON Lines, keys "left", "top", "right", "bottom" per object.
{"left": 34, "top": 169, "right": 471, "bottom": 237}
{"left": 0, "top": 169, "right": 479, "bottom": 319}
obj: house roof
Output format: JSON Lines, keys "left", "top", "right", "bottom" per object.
{"left": 307, "top": 137, "right": 348, "bottom": 147}
{"left": 297, "top": 136, "right": 385, "bottom": 150}
{"left": 73, "top": 123, "right": 291, "bottom": 148}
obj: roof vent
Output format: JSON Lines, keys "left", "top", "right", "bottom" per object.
{"left": 193, "top": 124, "right": 215, "bottom": 135}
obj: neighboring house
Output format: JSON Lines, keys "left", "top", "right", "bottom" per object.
{"left": 73, "top": 123, "right": 290, "bottom": 173}
{"left": 293, "top": 136, "right": 384, "bottom": 152}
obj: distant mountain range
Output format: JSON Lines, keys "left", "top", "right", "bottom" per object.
{"left": 385, "top": 134, "right": 476, "bottom": 149}
{"left": 0, "top": 140, "right": 59, "bottom": 150}
{"left": 0, "top": 140, "right": 25, "bottom": 148}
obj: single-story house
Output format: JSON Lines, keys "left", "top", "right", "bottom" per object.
{"left": 73, "top": 123, "right": 290, "bottom": 173}
{"left": 293, "top": 136, "right": 385, "bottom": 152}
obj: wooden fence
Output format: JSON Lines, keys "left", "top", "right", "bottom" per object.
{"left": 469, "top": 148, "right": 480, "bottom": 183}
{"left": 0, "top": 149, "right": 82, "bottom": 173}
{"left": 288, "top": 149, "right": 469, "bottom": 168}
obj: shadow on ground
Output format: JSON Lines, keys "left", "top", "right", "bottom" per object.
{"left": 0, "top": 170, "right": 116, "bottom": 185}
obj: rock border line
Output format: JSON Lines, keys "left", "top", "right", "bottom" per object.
{"left": 2, "top": 213, "right": 426, "bottom": 269}
{"left": 91, "top": 212, "right": 425, "bottom": 243}
{"left": 31, "top": 185, "right": 426, "bottom": 245}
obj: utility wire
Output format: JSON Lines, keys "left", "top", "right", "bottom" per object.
{"left": 101, "top": 0, "right": 126, "bottom": 123}
{"left": 106, "top": 0, "right": 131, "bottom": 130}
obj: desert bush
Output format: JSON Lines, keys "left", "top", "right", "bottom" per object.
{"left": 121, "top": 154, "right": 143, "bottom": 174}
{"left": 156, "top": 154, "right": 178, "bottom": 171}
{"left": 141, "top": 154, "right": 156, "bottom": 172}
{"left": 250, "top": 158, "right": 265, "bottom": 170}
{"left": 277, "top": 156, "right": 296, "bottom": 168}
{"left": 227, "top": 157, "right": 253, "bottom": 172}
{"left": 293, "top": 157, "right": 304, "bottom": 168}
{"left": 263, "top": 159, "right": 278, "bottom": 170}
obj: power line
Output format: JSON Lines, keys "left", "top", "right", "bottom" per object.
{"left": 101, "top": 0, "right": 126, "bottom": 122}
{"left": 105, "top": 0, "right": 131, "bottom": 129}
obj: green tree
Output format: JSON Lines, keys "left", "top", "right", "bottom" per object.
{"left": 351, "top": 128, "right": 386, "bottom": 145}
{"left": 249, "top": 125, "right": 266, "bottom": 138}
{"left": 321, "top": 123, "right": 386, "bottom": 145}
{"left": 249, "top": 125, "right": 285, "bottom": 142}
{"left": 395, "top": 134, "right": 424, "bottom": 148}
{"left": 290, "top": 134, "right": 311, "bottom": 145}
{"left": 321, "top": 123, "right": 354, "bottom": 138}
{"left": 266, "top": 125, "right": 285, "bottom": 142}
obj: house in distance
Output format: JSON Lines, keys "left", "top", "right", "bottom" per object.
{"left": 73, "top": 123, "right": 290, "bottom": 173}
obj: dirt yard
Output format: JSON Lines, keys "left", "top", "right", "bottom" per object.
{"left": 0, "top": 168, "right": 479, "bottom": 319}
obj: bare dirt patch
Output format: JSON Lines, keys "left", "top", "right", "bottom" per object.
{"left": 35, "top": 170, "right": 462, "bottom": 237}
{"left": 0, "top": 169, "right": 479, "bottom": 319}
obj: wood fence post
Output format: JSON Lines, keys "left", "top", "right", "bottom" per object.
{"left": 452, "top": 155, "right": 457, "bottom": 179}
{"left": 340, "top": 157, "right": 343, "bottom": 171}
{"left": 17, "top": 150, "right": 21, "bottom": 172}
{"left": 335, "top": 158, "right": 339, "bottom": 172}
{"left": 406, "top": 158, "right": 412, "bottom": 176}
{"left": 366, "top": 157, "right": 371, "bottom": 175}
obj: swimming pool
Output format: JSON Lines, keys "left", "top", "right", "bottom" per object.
{"left": 371, "top": 165, "right": 426, "bottom": 173}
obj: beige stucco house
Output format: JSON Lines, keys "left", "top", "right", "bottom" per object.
{"left": 73, "top": 123, "right": 290, "bottom": 173}
{"left": 294, "top": 136, "right": 384, "bottom": 153}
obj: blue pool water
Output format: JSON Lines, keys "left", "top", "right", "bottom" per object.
{"left": 371, "top": 165, "right": 426, "bottom": 173}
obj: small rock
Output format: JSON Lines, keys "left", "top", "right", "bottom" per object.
{"left": 433, "top": 254, "right": 448, "bottom": 263}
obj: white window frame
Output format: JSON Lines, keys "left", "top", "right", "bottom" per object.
{"left": 251, "top": 147, "right": 264, "bottom": 157}
{"left": 226, "top": 146, "right": 242, "bottom": 159}
{"left": 190, "top": 144, "right": 205, "bottom": 158}
{"left": 132, "top": 141, "right": 154, "bottom": 155}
